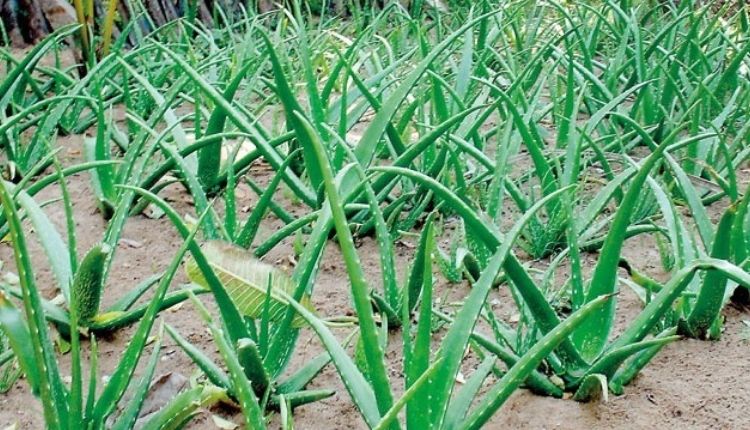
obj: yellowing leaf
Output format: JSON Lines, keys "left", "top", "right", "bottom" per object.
{"left": 186, "top": 241, "right": 314, "bottom": 328}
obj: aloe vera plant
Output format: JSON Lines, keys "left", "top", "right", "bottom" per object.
{"left": 269, "top": 109, "right": 619, "bottom": 428}
{"left": 0, "top": 179, "right": 228, "bottom": 428}
{"left": 372, "top": 115, "right": 739, "bottom": 398}
{"left": 3, "top": 1, "right": 750, "bottom": 428}
{"left": 0, "top": 176, "right": 202, "bottom": 336}
{"left": 623, "top": 163, "right": 750, "bottom": 340}
{"left": 165, "top": 285, "right": 335, "bottom": 423}
{"left": 0, "top": 26, "right": 80, "bottom": 179}
{"left": 117, "top": 187, "right": 339, "bottom": 421}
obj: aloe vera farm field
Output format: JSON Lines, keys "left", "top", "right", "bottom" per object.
{"left": 1, "top": 1, "right": 750, "bottom": 429}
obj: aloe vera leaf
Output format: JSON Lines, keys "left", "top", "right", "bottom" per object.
{"left": 326, "top": 50, "right": 415, "bottom": 133}
{"left": 259, "top": 31, "right": 324, "bottom": 192}
{"left": 165, "top": 324, "right": 231, "bottom": 392}
{"left": 80, "top": 331, "right": 97, "bottom": 421}
{"left": 372, "top": 166, "right": 585, "bottom": 367}
{"left": 279, "top": 394, "right": 293, "bottom": 430}
{"left": 454, "top": 27, "right": 476, "bottom": 107}
{"left": 329, "top": 44, "right": 407, "bottom": 156}
{"left": 572, "top": 118, "right": 711, "bottom": 360}
{"left": 0, "top": 96, "right": 61, "bottom": 137}
{"left": 559, "top": 56, "right": 585, "bottom": 186}
{"left": 87, "top": 287, "right": 207, "bottom": 333}
{"left": 711, "top": 33, "right": 750, "bottom": 101}
{"left": 664, "top": 153, "right": 714, "bottom": 249}
{"left": 0, "top": 25, "right": 78, "bottom": 107}
{"left": 276, "top": 352, "right": 331, "bottom": 394}
{"left": 406, "top": 217, "right": 435, "bottom": 315}
{"left": 0, "top": 180, "right": 69, "bottom": 428}
{"left": 433, "top": 309, "right": 563, "bottom": 397}
{"left": 153, "top": 42, "right": 316, "bottom": 206}
{"left": 364, "top": 178, "right": 400, "bottom": 320}
{"left": 290, "top": 2, "right": 327, "bottom": 130}
{"left": 114, "top": 59, "right": 192, "bottom": 163}
{"left": 22, "top": 161, "right": 121, "bottom": 200}
{"left": 92, "top": 89, "right": 116, "bottom": 205}
{"left": 261, "top": 172, "right": 361, "bottom": 378}
{"left": 492, "top": 88, "right": 559, "bottom": 199}
{"left": 284, "top": 294, "right": 381, "bottom": 427}
{"left": 406, "top": 220, "right": 434, "bottom": 429}
{"left": 199, "top": 58, "right": 261, "bottom": 189}
{"left": 91, "top": 208, "right": 209, "bottom": 424}
{"left": 107, "top": 274, "right": 161, "bottom": 312}
{"left": 0, "top": 349, "right": 14, "bottom": 369}
{"left": 613, "top": 259, "right": 750, "bottom": 351}
{"left": 686, "top": 206, "right": 736, "bottom": 338}
{"left": 295, "top": 112, "right": 396, "bottom": 421}
{"left": 72, "top": 244, "right": 111, "bottom": 324}
{"left": 139, "top": 384, "right": 231, "bottom": 430}
{"left": 268, "top": 389, "right": 335, "bottom": 410}
{"left": 374, "top": 358, "right": 444, "bottom": 430}
{"left": 246, "top": 176, "right": 298, "bottom": 222}
{"left": 731, "top": 189, "right": 750, "bottom": 265}
{"left": 119, "top": 185, "right": 250, "bottom": 343}
{"left": 254, "top": 212, "right": 320, "bottom": 258}
{"left": 49, "top": 155, "right": 78, "bottom": 286}
{"left": 443, "top": 357, "right": 495, "bottom": 430}
{"left": 577, "top": 168, "right": 635, "bottom": 238}
{"left": 139, "top": 131, "right": 264, "bottom": 194}
{"left": 332, "top": 139, "right": 400, "bottom": 319}
{"left": 564, "top": 191, "right": 586, "bottom": 310}
{"left": 185, "top": 241, "right": 314, "bottom": 328}
{"left": 460, "top": 295, "right": 612, "bottom": 430}
{"left": 117, "top": 59, "right": 218, "bottom": 238}
{"left": 609, "top": 329, "right": 678, "bottom": 395}
{"left": 110, "top": 333, "right": 164, "bottom": 430}
{"left": 571, "top": 373, "right": 609, "bottom": 403}
{"left": 353, "top": 10, "right": 499, "bottom": 167}
{"left": 577, "top": 334, "right": 680, "bottom": 389}
{"left": 429, "top": 184, "right": 576, "bottom": 428}
{"left": 369, "top": 104, "right": 488, "bottom": 194}
{"left": 8, "top": 182, "right": 72, "bottom": 302}
{"left": 236, "top": 338, "right": 271, "bottom": 395}
{"left": 266, "top": 186, "right": 369, "bottom": 422}
{"left": 20, "top": 61, "right": 120, "bottom": 185}
{"left": 236, "top": 150, "right": 301, "bottom": 249}
{"left": 259, "top": 274, "right": 273, "bottom": 358}
{"left": 647, "top": 175, "right": 696, "bottom": 269}
{"left": 0, "top": 291, "right": 40, "bottom": 393}
{"left": 319, "top": 19, "right": 367, "bottom": 104}
{"left": 619, "top": 258, "right": 665, "bottom": 295}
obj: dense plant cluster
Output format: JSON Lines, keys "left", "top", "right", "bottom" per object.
{"left": 0, "top": 0, "right": 749, "bottom": 428}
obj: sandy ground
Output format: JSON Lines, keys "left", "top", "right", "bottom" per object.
{"left": 0, "top": 131, "right": 749, "bottom": 430}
